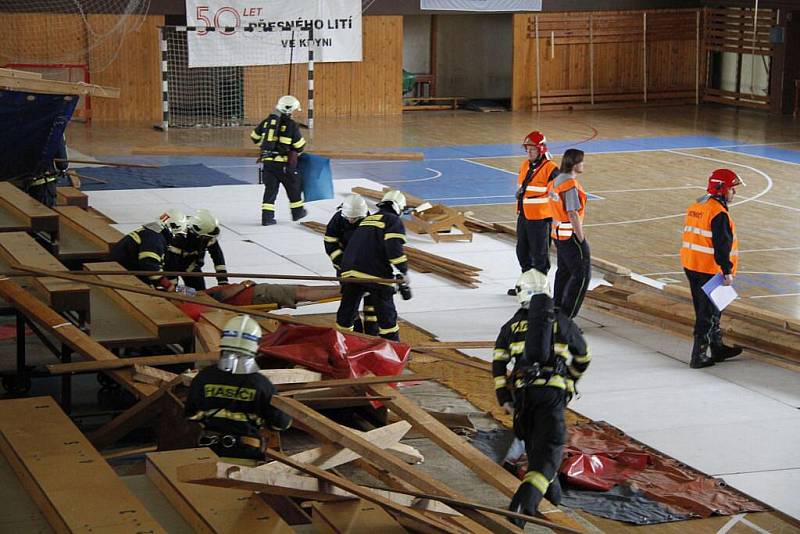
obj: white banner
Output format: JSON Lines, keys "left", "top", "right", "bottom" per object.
{"left": 421, "top": 0, "right": 541, "bottom": 11}
{"left": 185, "top": 0, "right": 362, "bottom": 68}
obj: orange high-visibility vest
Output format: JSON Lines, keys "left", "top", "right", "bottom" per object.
{"left": 517, "top": 159, "right": 558, "bottom": 220}
{"left": 680, "top": 197, "right": 738, "bottom": 275}
{"left": 549, "top": 176, "right": 587, "bottom": 240}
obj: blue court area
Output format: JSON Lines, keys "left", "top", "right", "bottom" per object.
{"left": 94, "top": 136, "right": 800, "bottom": 206}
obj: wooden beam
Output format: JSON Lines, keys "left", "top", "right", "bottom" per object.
{"left": 87, "top": 377, "right": 182, "bottom": 449}
{"left": 0, "top": 67, "right": 42, "bottom": 79}
{"left": 0, "top": 74, "right": 120, "bottom": 98}
{"left": 270, "top": 396, "right": 521, "bottom": 534}
{"left": 0, "top": 182, "right": 59, "bottom": 233}
{"left": 369, "top": 384, "right": 584, "bottom": 532}
{"left": 133, "top": 364, "right": 179, "bottom": 386}
{"left": 0, "top": 277, "right": 155, "bottom": 397}
{"left": 146, "top": 449, "right": 293, "bottom": 534}
{"left": 0, "top": 397, "right": 164, "bottom": 533}
{"left": 311, "top": 500, "right": 407, "bottom": 533}
{"left": 276, "top": 373, "right": 432, "bottom": 393}
{"left": 47, "top": 351, "right": 219, "bottom": 374}
{"left": 130, "top": 145, "right": 424, "bottom": 161}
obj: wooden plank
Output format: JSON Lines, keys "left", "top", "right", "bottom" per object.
{"left": 369, "top": 384, "right": 583, "bottom": 533}
{"left": 275, "top": 373, "right": 432, "bottom": 393}
{"left": 270, "top": 396, "right": 520, "bottom": 534}
{"left": 0, "top": 277, "right": 156, "bottom": 398}
{"left": 134, "top": 364, "right": 179, "bottom": 385}
{"left": 56, "top": 186, "right": 89, "bottom": 208}
{"left": 0, "top": 67, "right": 42, "bottom": 79}
{"left": 0, "top": 182, "right": 59, "bottom": 233}
{"left": 84, "top": 262, "right": 194, "bottom": 344}
{"left": 55, "top": 206, "right": 123, "bottom": 249}
{"left": 0, "top": 397, "right": 164, "bottom": 533}
{"left": 47, "top": 351, "right": 219, "bottom": 374}
{"left": 146, "top": 449, "right": 294, "bottom": 534}
{"left": 257, "top": 421, "right": 412, "bottom": 475}
{"left": 0, "top": 232, "right": 89, "bottom": 312}
{"left": 0, "top": 74, "right": 120, "bottom": 97}
{"left": 311, "top": 500, "right": 407, "bottom": 533}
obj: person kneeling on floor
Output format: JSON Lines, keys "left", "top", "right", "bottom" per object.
{"left": 184, "top": 314, "right": 292, "bottom": 461}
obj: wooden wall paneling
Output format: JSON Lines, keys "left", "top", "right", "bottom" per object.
{"left": 511, "top": 14, "right": 534, "bottom": 111}
{"left": 88, "top": 15, "right": 164, "bottom": 122}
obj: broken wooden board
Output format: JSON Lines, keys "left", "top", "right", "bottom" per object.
{"left": 56, "top": 186, "right": 89, "bottom": 208}
{"left": 134, "top": 364, "right": 179, "bottom": 386}
{"left": 0, "top": 397, "right": 164, "bottom": 533}
{"left": 0, "top": 232, "right": 89, "bottom": 312}
{"left": 0, "top": 278, "right": 155, "bottom": 398}
{"left": 131, "top": 145, "right": 424, "bottom": 161}
{"left": 146, "top": 448, "right": 293, "bottom": 533}
{"left": 405, "top": 204, "right": 473, "bottom": 243}
{"left": 84, "top": 262, "right": 194, "bottom": 344}
{"left": 0, "top": 182, "right": 59, "bottom": 235}
{"left": 311, "top": 500, "right": 408, "bottom": 533}
{"left": 270, "top": 396, "right": 521, "bottom": 534}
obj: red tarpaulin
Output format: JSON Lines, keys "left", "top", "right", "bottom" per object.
{"left": 257, "top": 324, "right": 410, "bottom": 380}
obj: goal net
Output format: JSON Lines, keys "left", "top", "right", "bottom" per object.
{"left": 162, "top": 27, "right": 310, "bottom": 129}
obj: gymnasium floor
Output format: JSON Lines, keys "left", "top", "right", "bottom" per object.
{"left": 67, "top": 104, "right": 800, "bottom": 525}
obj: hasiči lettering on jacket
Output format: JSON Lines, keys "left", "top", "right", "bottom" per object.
{"left": 185, "top": 0, "right": 362, "bottom": 68}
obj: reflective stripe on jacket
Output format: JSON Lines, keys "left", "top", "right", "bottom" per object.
{"left": 517, "top": 159, "right": 558, "bottom": 220}
{"left": 680, "top": 197, "right": 738, "bottom": 275}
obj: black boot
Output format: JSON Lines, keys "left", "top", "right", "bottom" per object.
{"left": 261, "top": 212, "right": 276, "bottom": 226}
{"left": 507, "top": 288, "right": 517, "bottom": 296}
{"left": 690, "top": 336, "right": 714, "bottom": 369}
{"left": 544, "top": 476, "right": 562, "bottom": 506}
{"left": 291, "top": 207, "right": 308, "bottom": 221}
{"left": 709, "top": 330, "right": 742, "bottom": 362}
{"left": 508, "top": 483, "right": 541, "bottom": 528}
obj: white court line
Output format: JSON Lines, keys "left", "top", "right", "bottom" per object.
{"left": 714, "top": 146, "right": 800, "bottom": 167}
{"left": 716, "top": 514, "right": 745, "bottom": 534}
{"left": 583, "top": 150, "right": 774, "bottom": 227}
{"left": 462, "top": 158, "right": 517, "bottom": 175}
{"left": 425, "top": 194, "right": 513, "bottom": 202}
{"left": 749, "top": 292, "right": 800, "bottom": 299}
{"left": 382, "top": 168, "right": 442, "bottom": 183}
{"left": 641, "top": 270, "right": 800, "bottom": 277}
{"left": 753, "top": 198, "right": 800, "bottom": 212}
{"left": 591, "top": 185, "right": 703, "bottom": 193}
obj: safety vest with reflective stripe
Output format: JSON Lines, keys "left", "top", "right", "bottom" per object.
{"left": 549, "top": 176, "right": 587, "bottom": 240}
{"left": 680, "top": 197, "right": 738, "bottom": 275}
{"left": 517, "top": 159, "right": 558, "bottom": 220}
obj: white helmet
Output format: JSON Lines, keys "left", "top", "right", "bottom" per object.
{"left": 516, "top": 269, "right": 551, "bottom": 308}
{"left": 159, "top": 209, "right": 187, "bottom": 235}
{"left": 380, "top": 190, "right": 407, "bottom": 215}
{"left": 341, "top": 193, "right": 368, "bottom": 219}
{"left": 218, "top": 315, "right": 262, "bottom": 374}
{"left": 276, "top": 95, "right": 301, "bottom": 115}
{"left": 188, "top": 209, "right": 219, "bottom": 238}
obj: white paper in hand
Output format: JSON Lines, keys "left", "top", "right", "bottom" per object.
{"left": 701, "top": 273, "right": 738, "bottom": 311}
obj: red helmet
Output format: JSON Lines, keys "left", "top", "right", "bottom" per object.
{"left": 522, "top": 130, "right": 549, "bottom": 156}
{"left": 707, "top": 168, "right": 744, "bottom": 195}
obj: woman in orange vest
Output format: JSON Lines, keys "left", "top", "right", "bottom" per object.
{"left": 513, "top": 131, "right": 560, "bottom": 286}
{"left": 549, "top": 149, "right": 590, "bottom": 318}
{"left": 680, "top": 168, "right": 744, "bottom": 369}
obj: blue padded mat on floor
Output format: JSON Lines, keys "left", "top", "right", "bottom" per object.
{"left": 77, "top": 163, "right": 246, "bottom": 190}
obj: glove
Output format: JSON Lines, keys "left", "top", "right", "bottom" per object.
{"left": 565, "top": 378, "right": 579, "bottom": 404}
{"left": 157, "top": 276, "right": 176, "bottom": 292}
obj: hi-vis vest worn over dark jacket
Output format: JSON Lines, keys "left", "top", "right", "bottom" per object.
{"left": 680, "top": 197, "right": 738, "bottom": 275}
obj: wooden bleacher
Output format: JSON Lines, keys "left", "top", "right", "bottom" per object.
{"left": 0, "top": 397, "right": 165, "bottom": 533}
{"left": 0, "top": 182, "right": 59, "bottom": 242}
{"left": 56, "top": 205, "right": 123, "bottom": 262}
{"left": 56, "top": 186, "right": 89, "bottom": 208}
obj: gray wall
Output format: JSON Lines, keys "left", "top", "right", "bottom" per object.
{"left": 435, "top": 14, "right": 513, "bottom": 99}
{"left": 403, "top": 16, "right": 432, "bottom": 73}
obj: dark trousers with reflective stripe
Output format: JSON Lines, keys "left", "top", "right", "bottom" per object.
{"left": 337, "top": 283, "right": 398, "bottom": 341}
{"left": 261, "top": 162, "right": 303, "bottom": 217}
{"left": 685, "top": 268, "right": 720, "bottom": 339}
{"left": 183, "top": 266, "right": 207, "bottom": 291}
{"left": 516, "top": 214, "right": 551, "bottom": 275}
{"left": 514, "top": 386, "right": 566, "bottom": 499}
{"left": 553, "top": 236, "right": 591, "bottom": 318}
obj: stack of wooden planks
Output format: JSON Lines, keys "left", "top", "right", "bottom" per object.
{"left": 588, "top": 274, "right": 800, "bottom": 368}
{"left": 302, "top": 221, "right": 481, "bottom": 288}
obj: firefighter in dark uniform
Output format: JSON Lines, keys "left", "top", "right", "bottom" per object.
{"left": 680, "top": 168, "right": 744, "bottom": 369}
{"left": 109, "top": 210, "right": 185, "bottom": 290}
{"left": 165, "top": 209, "right": 229, "bottom": 291}
{"left": 509, "top": 131, "right": 560, "bottom": 296}
{"left": 324, "top": 193, "right": 378, "bottom": 335}
{"left": 24, "top": 133, "right": 69, "bottom": 207}
{"left": 492, "top": 269, "right": 591, "bottom": 525}
{"left": 251, "top": 95, "right": 308, "bottom": 226}
{"left": 185, "top": 314, "right": 292, "bottom": 461}
{"left": 335, "top": 190, "right": 410, "bottom": 342}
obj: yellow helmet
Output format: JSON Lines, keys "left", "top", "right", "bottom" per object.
{"left": 220, "top": 314, "right": 262, "bottom": 356}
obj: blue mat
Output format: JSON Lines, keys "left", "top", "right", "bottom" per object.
{"left": 77, "top": 163, "right": 246, "bottom": 190}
